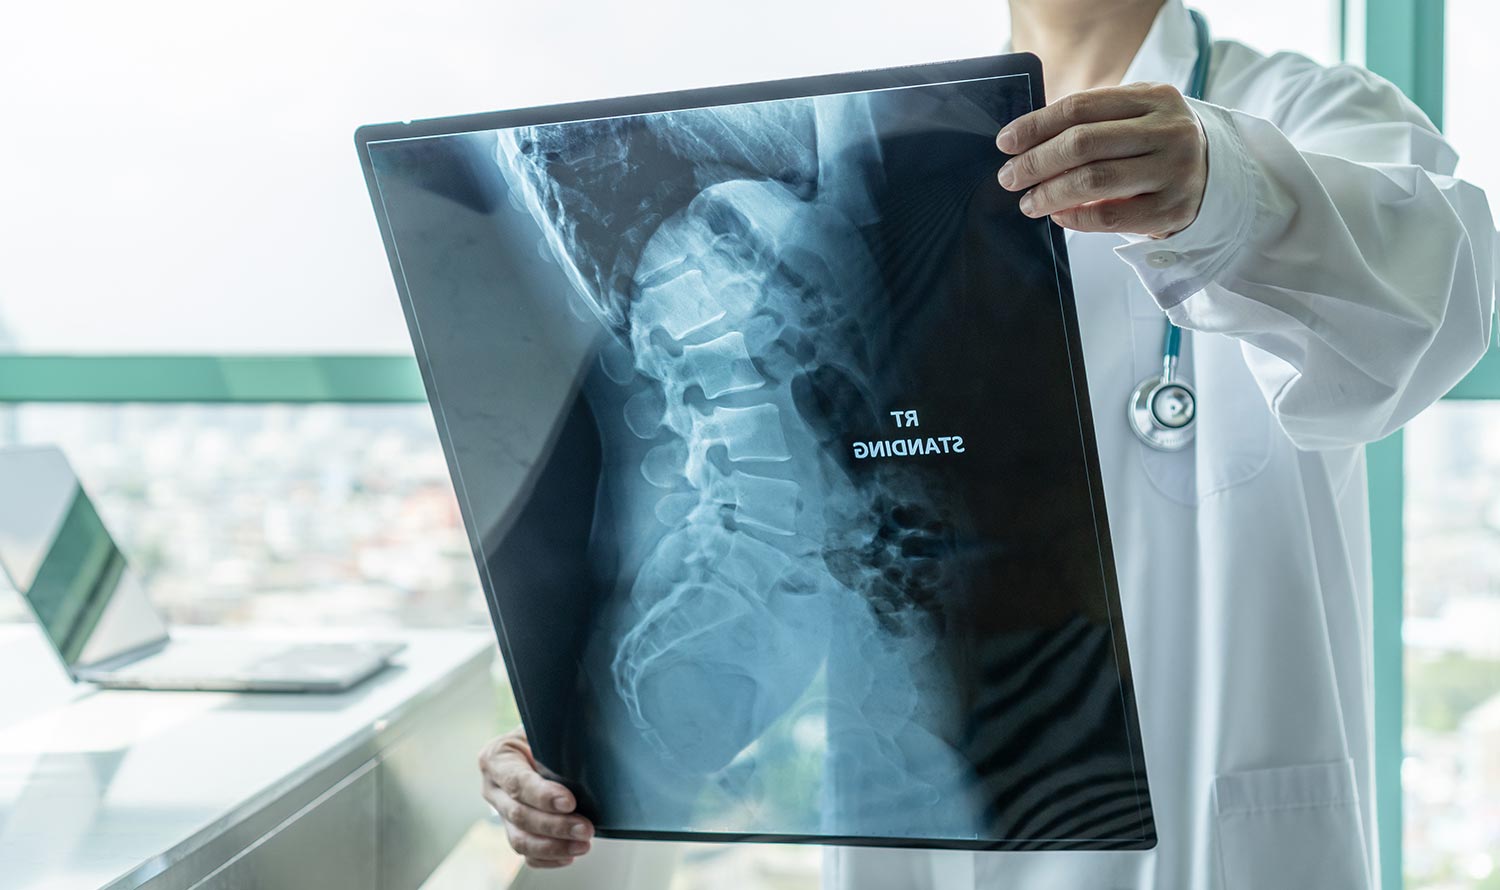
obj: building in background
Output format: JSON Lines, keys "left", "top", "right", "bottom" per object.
{"left": 0, "top": 404, "right": 487, "bottom": 630}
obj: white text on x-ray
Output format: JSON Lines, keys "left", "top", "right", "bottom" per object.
{"left": 851, "top": 410, "right": 966, "bottom": 460}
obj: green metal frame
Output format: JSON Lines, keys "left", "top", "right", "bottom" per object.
{"left": 1365, "top": 430, "right": 1406, "bottom": 889}
{"left": 1365, "top": 0, "right": 1447, "bottom": 128}
{"left": 1443, "top": 345, "right": 1500, "bottom": 399}
{"left": 0, "top": 356, "right": 426, "bottom": 403}
{"left": 0, "top": 6, "right": 1493, "bottom": 888}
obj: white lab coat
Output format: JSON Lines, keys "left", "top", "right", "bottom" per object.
{"left": 828, "top": 2, "right": 1496, "bottom": 889}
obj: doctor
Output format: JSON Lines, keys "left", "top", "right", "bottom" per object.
{"left": 478, "top": 0, "right": 1497, "bottom": 886}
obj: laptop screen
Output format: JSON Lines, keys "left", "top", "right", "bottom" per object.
{"left": 357, "top": 55, "right": 1154, "bottom": 850}
{"left": 0, "top": 446, "right": 167, "bottom": 669}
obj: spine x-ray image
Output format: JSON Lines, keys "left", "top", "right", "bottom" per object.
{"left": 359, "top": 56, "right": 1154, "bottom": 850}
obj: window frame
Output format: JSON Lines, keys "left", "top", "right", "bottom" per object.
{"left": 0, "top": 356, "right": 426, "bottom": 403}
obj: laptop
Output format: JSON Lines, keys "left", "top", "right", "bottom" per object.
{"left": 0, "top": 445, "right": 403, "bottom": 692}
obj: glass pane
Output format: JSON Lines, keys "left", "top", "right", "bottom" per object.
{"left": 1447, "top": 0, "right": 1500, "bottom": 200}
{"left": 0, "top": 1, "right": 1344, "bottom": 355}
{"left": 0, "top": 404, "right": 485, "bottom": 628}
{"left": 1404, "top": 403, "right": 1500, "bottom": 889}
{"left": 0, "top": 0, "right": 1007, "bottom": 355}
{"left": 1192, "top": 0, "right": 1341, "bottom": 65}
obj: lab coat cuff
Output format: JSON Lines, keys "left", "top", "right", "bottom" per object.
{"left": 1114, "top": 99, "right": 1257, "bottom": 310}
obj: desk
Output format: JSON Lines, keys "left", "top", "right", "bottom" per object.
{"left": 0, "top": 625, "right": 498, "bottom": 890}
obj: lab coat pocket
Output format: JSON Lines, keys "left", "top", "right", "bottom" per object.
{"left": 1213, "top": 759, "right": 1372, "bottom": 890}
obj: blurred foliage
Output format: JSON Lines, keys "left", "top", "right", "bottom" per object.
{"left": 1407, "top": 652, "right": 1500, "bottom": 732}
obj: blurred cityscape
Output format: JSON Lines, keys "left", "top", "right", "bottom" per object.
{"left": 0, "top": 403, "right": 488, "bottom": 630}
{"left": 1405, "top": 403, "right": 1500, "bottom": 890}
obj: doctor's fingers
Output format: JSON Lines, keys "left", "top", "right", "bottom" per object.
{"left": 997, "top": 84, "right": 1160, "bottom": 154}
{"left": 483, "top": 762, "right": 594, "bottom": 840}
{"left": 478, "top": 738, "right": 578, "bottom": 814}
{"left": 503, "top": 820, "right": 591, "bottom": 867}
{"left": 1051, "top": 191, "right": 1197, "bottom": 236}
{"left": 484, "top": 781, "right": 595, "bottom": 842}
{"left": 1017, "top": 156, "right": 1168, "bottom": 218}
{"left": 998, "top": 120, "right": 1155, "bottom": 192}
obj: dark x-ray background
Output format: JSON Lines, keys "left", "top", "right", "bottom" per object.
{"left": 365, "top": 70, "right": 1154, "bottom": 849}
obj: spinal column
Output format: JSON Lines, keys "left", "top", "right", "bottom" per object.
{"left": 607, "top": 177, "right": 886, "bottom": 772}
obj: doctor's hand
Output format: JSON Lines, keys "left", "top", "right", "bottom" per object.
{"left": 996, "top": 82, "right": 1208, "bottom": 238}
{"left": 479, "top": 728, "right": 594, "bottom": 869}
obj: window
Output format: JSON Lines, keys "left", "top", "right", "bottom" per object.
{"left": 1399, "top": 5, "right": 1500, "bottom": 886}
{"left": 1194, "top": 0, "right": 1342, "bottom": 65}
{"left": 0, "top": 404, "right": 484, "bottom": 629}
{"left": 1404, "top": 403, "right": 1500, "bottom": 889}
{"left": 0, "top": 0, "right": 1008, "bottom": 355}
{"left": 0, "top": 2, "right": 1347, "bottom": 357}
{"left": 1446, "top": 0, "right": 1500, "bottom": 197}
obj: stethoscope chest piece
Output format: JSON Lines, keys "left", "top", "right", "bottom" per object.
{"left": 1129, "top": 374, "right": 1197, "bottom": 451}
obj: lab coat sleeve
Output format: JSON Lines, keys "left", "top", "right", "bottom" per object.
{"left": 1114, "top": 57, "right": 1496, "bottom": 450}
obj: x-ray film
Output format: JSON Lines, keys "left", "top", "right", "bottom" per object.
{"left": 357, "top": 54, "right": 1154, "bottom": 850}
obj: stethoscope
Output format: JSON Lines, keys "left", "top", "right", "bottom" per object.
{"left": 1128, "top": 7, "right": 1211, "bottom": 452}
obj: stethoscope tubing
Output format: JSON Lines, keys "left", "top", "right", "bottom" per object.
{"left": 1165, "top": 8, "right": 1212, "bottom": 352}
{"left": 1129, "top": 7, "right": 1210, "bottom": 452}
